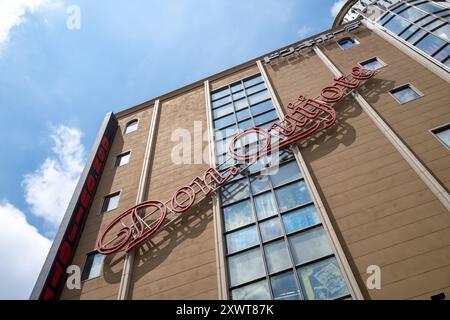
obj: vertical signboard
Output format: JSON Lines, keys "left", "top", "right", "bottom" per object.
{"left": 30, "top": 112, "right": 118, "bottom": 300}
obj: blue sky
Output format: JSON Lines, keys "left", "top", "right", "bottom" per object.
{"left": 0, "top": 0, "right": 346, "bottom": 299}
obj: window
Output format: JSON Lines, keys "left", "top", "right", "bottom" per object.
{"left": 415, "top": 33, "right": 446, "bottom": 55}
{"left": 101, "top": 192, "right": 120, "bottom": 213}
{"left": 338, "top": 38, "right": 358, "bottom": 49}
{"left": 210, "top": 74, "right": 351, "bottom": 300}
{"left": 297, "top": 257, "right": 349, "bottom": 300}
{"left": 81, "top": 252, "right": 105, "bottom": 281}
{"left": 360, "top": 57, "right": 386, "bottom": 70}
{"left": 115, "top": 152, "right": 130, "bottom": 167}
{"left": 124, "top": 120, "right": 138, "bottom": 134}
{"left": 390, "top": 84, "right": 422, "bottom": 104}
{"left": 432, "top": 125, "right": 450, "bottom": 148}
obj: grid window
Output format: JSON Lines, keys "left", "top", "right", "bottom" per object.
{"left": 124, "top": 120, "right": 138, "bottom": 134}
{"left": 211, "top": 74, "right": 350, "bottom": 300}
{"left": 360, "top": 57, "right": 385, "bottom": 70}
{"left": 116, "top": 152, "right": 130, "bottom": 167}
{"left": 390, "top": 84, "right": 422, "bottom": 103}
{"left": 433, "top": 125, "right": 450, "bottom": 148}
{"left": 101, "top": 192, "right": 120, "bottom": 213}
{"left": 378, "top": 1, "right": 450, "bottom": 69}
{"left": 338, "top": 38, "right": 358, "bottom": 49}
{"left": 81, "top": 252, "right": 105, "bottom": 281}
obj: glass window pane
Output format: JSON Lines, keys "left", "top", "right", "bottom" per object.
{"left": 238, "top": 119, "right": 254, "bottom": 131}
{"left": 215, "top": 139, "right": 228, "bottom": 155}
{"left": 434, "top": 44, "right": 450, "bottom": 62}
{"left": 211, "top": 88, "right": 230, "bottom": 101}
{"left": 228, "top": 248, "right": 265, "bottom": 286}
{"left": 433, "top": 24, "right": 450, "bottom": 41}
{"left": 213, "top": 103, "right": 233, "bottom": 119}
{"left": 392, "top": 3, "right": 406, "bottom": 14}
{"left": 399, "top": 6, "right": 426, "bottom": 22}
{"left": 231, "top": 83, "right": 243, "bottom": 93}
{"left": 275, "top": 181, "right": 312, "bottom": 212}
{"left": 435, "top": 127, "right": 450, "bottom": 147}
{"left": 254, "top": 110, "right": 278, "bottom": 126}
{"left": 244, "top": 75, "right": 263, "bottom": 88}
{"left": 214, "top": 114, "right": 235, "bottom": 129}
{"left": 400, "top": 24, "right": 419, "bottom": 39}
{"left": 415, "top": 33, "right": 446, "bottom": 55}
{"left": 361, "top": 58, "right": 384, "bottom": 70}
{"left": 269, "top": 161, "right": 302, "bottom": 187}
{"left": 391, "top": 85, "right": 421, "bottom": 103}
{"left": 384, "top": 15, "right": 411, "bottom": 34}
{"left": 250, "top": 175, "right": 271, "bottom": 194}
{"left": 234, "top": 98, "right": 249, "bottom": 111}
{"left": 260, "top": 217, "right": 283, "bottom": 242}
{"left": 236, "top": 108, "right": 251, "bottom": 121}
{"left": 282, "top": 205, "right": 320, "bottom": 234}
{"left": 248, "top": 90, "right": 269, "bottom": 105}
{"left": 226, "top": 225, "right": 259, "bottom": 254}
{"left": 221, "top": 179, "right": 250, "bottom": 205}
{"left": 251, "top": 100, "right": 274, "bottom": 116}
{"left": 104, "top": 193, "right": 119, "bottom": 212}
{"left": 289, "top": 227, "right": 333, "bottom": 265}
{"left": 223, "top": 200, "right": 254, "bottom": 231}
{"left": 217, "top": 125, "right": 238, "bottom": 140}
{"left": 233, "top": 91, "right": 246, "bottom": 101}
{"left": 407, "top": 29, "right": 427, "bottom": 43}
{"left": 254, "top": 192, "right": 278, "bottom": 220}
{"left": 416, "top": 15, "right": 436, "bottom": 27}
{"left": 125, "top": 121, "right": 138, "bottom": 134}
{"left": 212, "top": 95, "right": 232, "bottom": 108}
{"left": 264, "top": 240, "right": 291, "bottom": 274}
{"left": 231, "top": 280, "right": 271, "bottom": 300}
{"left": 246, "top": 83, "right": 266, "bottom": 95}
{"left": 298, "top": 257, "right": 349, "bottom": 300}
{"left": 271, "top": 271, "right": 302, "bottom": 300}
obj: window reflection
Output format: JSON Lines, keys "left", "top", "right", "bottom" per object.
{"left": 223, "top": 200, "right": 254, "bottom": 231}
{"left": 228, "top": 248, "right": 265, "bottom": 286}
{"left": 226, "top": 225, "right": 259, "bottom": 254}
{"left": 271, "top": 271, "right": 302, "bottom": 300}
{"left": 283, "top": 205, "right": 320, "bottom": 234}
{"left": 275, "top": 181, "right": 312, "bottom": 212}
{"left": 289, "top": 227, "right": 333, "bottom": 265}
{"left": 231, "top": 280, "right": 271, "bottom": 300}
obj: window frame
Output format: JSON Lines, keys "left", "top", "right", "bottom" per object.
{"left": 81, "top": 251, "right": 105, "bottom": 282}
{"left": 101, "top": 191, "right": 121, "bottom": 214}
{"left": 124, "top": 119, "right": 139, "bottom": 135}
{"left": 388, "top": 83, "right": 424, "bottom": 104}
{"left": 430, "top": 123, "right": 450, "bottom": 151}
{"left": 359, "top": 56, "right": 387, "bottom": 71}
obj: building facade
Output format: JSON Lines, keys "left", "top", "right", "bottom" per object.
{"left": 32, "top": 0, "right": 450, "bottom": 300}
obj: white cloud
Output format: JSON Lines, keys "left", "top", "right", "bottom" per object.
{"left": 297, "top": 26, "right": 312, "bottom": 38}
{"left": 23, "top": 125, "right": 86, "bottom": 226}
{"left": 331, "top": 0, "right": 347, "bottom": 17}
{"left": 0, "top": 0, "right": 60, "bottom": 49}
{"left": 0, "top": 201, "right": 51, "bottom": 299}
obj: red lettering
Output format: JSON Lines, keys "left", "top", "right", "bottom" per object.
{"left": 97, "top": 147, "right": 106, "bottom": 162}
{"left": 101, "top": 136, "right": 110, "bottom": 151}
{"left": 67, "top": 223, "right": 78, "bottom": 242}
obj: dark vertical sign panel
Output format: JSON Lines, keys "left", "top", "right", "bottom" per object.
{"left": 30, "top": 113, "right": 118, "bottom": 300}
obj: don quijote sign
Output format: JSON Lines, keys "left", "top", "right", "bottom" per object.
{"left": 96, "top": 66, "right": 377, "bottom": 256}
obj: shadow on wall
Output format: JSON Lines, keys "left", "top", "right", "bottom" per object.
{"left": 101, "top": 197, "right": 214, "bottom": 289}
